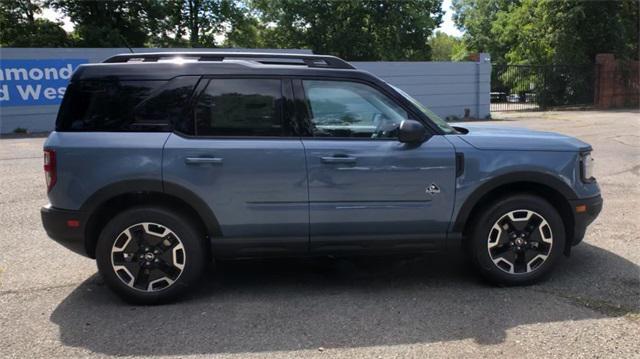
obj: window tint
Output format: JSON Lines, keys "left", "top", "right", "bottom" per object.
{"left": 302, "top": 80, "right": 408, "bottom": 138}
{"left": 134, "top": 76, "right": 200, "bottom": 132}
{"left": 194, "top": 79, "right": 286, "bottom": 137}
{"left": 56, "top": 80, "right": 165, "bottom": 131}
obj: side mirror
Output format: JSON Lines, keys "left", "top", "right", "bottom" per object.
{"left": 398, "top": 119, "right": 427, "bottom": 143}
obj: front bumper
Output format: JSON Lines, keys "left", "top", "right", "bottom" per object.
{"left": 568, "top": 194, "right": 603, "bottom": 246}
{"left": 41, "top": 204, "right": 88, "bottom": 257}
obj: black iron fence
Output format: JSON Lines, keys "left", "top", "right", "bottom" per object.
{"left": 491, "top": 64, "right": 597, "bottom": 111}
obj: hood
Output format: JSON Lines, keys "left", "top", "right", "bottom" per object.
{"left": 451, "top": 123, "right": 591, "bottom": 152}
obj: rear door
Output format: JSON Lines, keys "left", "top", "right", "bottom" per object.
{"left": 163, "top": 77, "right": 309, "bottom": 256}
{"left": 295, "top": 79, "right": 456, "bottom": 253}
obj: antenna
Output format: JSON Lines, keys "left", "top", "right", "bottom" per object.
{"left": 109, "top": 14, "right": 134, "bottom": 53}
{"left": 119, "top": 33, "right": 135, "bottom": 54}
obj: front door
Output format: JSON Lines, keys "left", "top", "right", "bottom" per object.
{"left": 296, "top": 79, "right": 456, "bottom": 253}
{"left": 163, "top": 78, "right": 308, "bottom": 256}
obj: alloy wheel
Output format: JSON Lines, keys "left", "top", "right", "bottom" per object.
{"left": 487, "top": 209, "right": 553, "bottom": 274}
{"left": 110, "top": 222, "right": 186, "bottom": 292}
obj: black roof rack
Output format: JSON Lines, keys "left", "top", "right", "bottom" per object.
{"left": 102, "top": 52, "right": 355, "bottom": 69}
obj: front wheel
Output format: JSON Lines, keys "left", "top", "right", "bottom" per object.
{"left": 467, "top": 194, "right": 566, "bottom": 285}
{"left": 95, "top": 206, "right": 207, "bottom": 304}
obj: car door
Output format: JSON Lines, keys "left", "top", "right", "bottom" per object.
{"left": 163, "top": 77, "right": 309, "bottom": 256}
{"left": 295, "top": 79, "right": 456, "bottom": 253}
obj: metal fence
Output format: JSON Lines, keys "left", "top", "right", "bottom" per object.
{"left": 491, "top": 64, "right": 597, "bottom": 111}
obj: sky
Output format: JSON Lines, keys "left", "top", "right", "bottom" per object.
{"left": 438, "top": 0, "right": 464, "bottom": 37}
{"left": 40, "top": 0, "right": 464, "bottom": 38}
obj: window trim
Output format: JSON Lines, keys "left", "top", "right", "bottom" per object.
{"left": 292, "top": 76, "right": 438, "bottom": 141}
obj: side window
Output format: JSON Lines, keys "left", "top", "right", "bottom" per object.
{"left": 134, "top": 76, "right": 200, "bottom": 132}
{"left": 301, "top": 80, "right": 409, "bottom": 138}
{"left": 56, "top": 80, "right": 164, "bottom": 131}
{"left": 194, "top": 78, "right": 288, "bottom": 137}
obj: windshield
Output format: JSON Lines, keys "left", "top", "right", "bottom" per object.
{"left": 392, "top": 85, "right": 457, "bottom": 134}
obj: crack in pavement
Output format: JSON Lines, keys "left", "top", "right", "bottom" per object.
{"left": 603, "top": 164, "right": 640, "bottom": 178}
{"left": 0, "top": 282, "right": 84, "bottom": 297}
{"left": 530, "top": 287, "right": 640, "bottom": 322}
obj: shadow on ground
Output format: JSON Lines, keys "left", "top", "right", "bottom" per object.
{"left": 51, "top": 243, "right": 639, "bottom": 356}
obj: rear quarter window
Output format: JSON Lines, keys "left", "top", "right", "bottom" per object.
{"left": 56, "top": 76, "right": 199, "bottom": 132}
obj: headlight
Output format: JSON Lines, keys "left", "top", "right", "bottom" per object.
{"left": 581, "top": 152, "right": 595, "bottom": 182}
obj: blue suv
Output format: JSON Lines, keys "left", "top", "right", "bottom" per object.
{"left": 41, "top": 52, "right": 602, "bottom": 303}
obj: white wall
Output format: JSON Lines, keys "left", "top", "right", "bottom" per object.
{"left": 353, "top": 55, "right": 491, "bottom": 120}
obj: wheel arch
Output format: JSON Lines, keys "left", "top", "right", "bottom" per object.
{"left": 80, "top": 180, "right": 221, "bottom": 258}
{"left": 454, "top": 172, "right": 577, "bottom": 255}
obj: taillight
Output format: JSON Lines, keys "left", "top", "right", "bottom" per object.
{"left": 44, "top": 149, "right": 56, "bottom": 192}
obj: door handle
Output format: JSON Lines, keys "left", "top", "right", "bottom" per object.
{"left": 321, "top": 155, "right": 357, "bottom": 164}
{"left": 185, "top": 156, "right": 223, "bottom": 165}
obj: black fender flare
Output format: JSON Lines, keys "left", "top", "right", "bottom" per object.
{"left": 452, "top": 171, "right": 578, "bottom": 233}
{"left": 80, "top": 179, "right": 222, "bottom": 239}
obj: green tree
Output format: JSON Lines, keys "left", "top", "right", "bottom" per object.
{"left": 454, "top": 0, "right": 639, "bottom": 65}
{"left": 48, "top": 0, "right": 152, "bottom": 47}
{"left": 428, "top": 31, "right": 463, "bottom": 61}
{"left": 223, "top": 14, "right": 269, "bottom": 48}
{"left": 0, "top": 0, "right": 70, "bottom": 47}
{"left": 49, "top": 0, "right": 247, "bottom": 48}
{"left": 146, "top": 0, "right": 243, "bottom": 47}
{"left": 250, "top": 0, "right": 444, "bottom": 60}
{"left": 452, "top": 0, "right": 512, "bottom": 64}
{"left": 493, "top": 0, "right": 639, "bottom": 65}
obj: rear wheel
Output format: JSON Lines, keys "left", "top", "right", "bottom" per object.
{"left": 467, "top": 194, "right": 566, "bottom": 285}
{"left": 96, "top": 206, "right": 207, "bottom": 304}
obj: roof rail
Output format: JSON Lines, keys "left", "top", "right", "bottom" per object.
{"left": 102, "top": 52, "right": 355, "bottom": 69}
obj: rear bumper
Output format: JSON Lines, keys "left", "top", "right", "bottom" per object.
{"left": 569, "top": 194, "right": 603, "bottom": 246}
{"left": 41, "top": 204, "right": 88, "bottom": 257}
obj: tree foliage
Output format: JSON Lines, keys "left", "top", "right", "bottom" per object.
{"left": 3, "top": 0, "right": 444, "bottom": 59}
{"left": 428, "top": 31, "right": 465, "bottom": 61}
{"left": 250, "top": 0, "right": 444, "bottom": 60}
{"left": 47, "top": 0, "right": 152, "bottom": 47}
{"left": 145, "top": 0, "right": 245, "bottom": 47}
{"left": 1, "top": 0, "right": 70, "bottom": 47}
{"left": 454, "top": 0, "right": 639, "bottom": 65}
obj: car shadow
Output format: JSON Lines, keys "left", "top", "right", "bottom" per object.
{"left": 50, "top": 243, "right": 639, "bottom": 356}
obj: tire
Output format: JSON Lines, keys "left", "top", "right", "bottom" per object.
{"left": 467, "top": 194, "right": 566, "bottom": 285}
{"left": 95, "top": 206, "right": 207, "bottom": 304}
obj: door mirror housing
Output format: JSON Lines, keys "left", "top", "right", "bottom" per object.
{"left": 398, "top": 119, "right": 427, "bottom": 143}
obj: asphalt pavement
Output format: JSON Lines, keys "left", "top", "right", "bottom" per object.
{"left": 0, "top": 110, "right": 638, "bottom": 358}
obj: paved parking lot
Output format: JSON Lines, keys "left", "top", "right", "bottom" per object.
{"left": 1, "top": 110, "right": 639, "bottom": 358}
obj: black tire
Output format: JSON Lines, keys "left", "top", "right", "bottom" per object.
{"left": 467, "top": 194, "right": 566, "bottom": 285}
{"left": 96, "top": 206, "right": 207, "bottom": 304}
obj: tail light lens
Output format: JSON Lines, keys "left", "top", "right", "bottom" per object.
{"left": 44, "top": 149, "right": 57, "bottom": 192}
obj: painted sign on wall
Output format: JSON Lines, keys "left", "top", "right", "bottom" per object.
{"left": 0, "top": 59, "right": 87, "bottom": 107}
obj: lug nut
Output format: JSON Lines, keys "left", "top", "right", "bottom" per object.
{"left": 154, "top": 258, "right": 159, "bottom": 263}
{"left": 154, "top": 250, "right": 159, "bottom": 254}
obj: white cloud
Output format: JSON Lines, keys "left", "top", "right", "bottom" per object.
{"left": 436, "top": 0, "right": 464, "bottom": 37}
{"left": 38, "top": 7, "right": 74, "bottom": 32}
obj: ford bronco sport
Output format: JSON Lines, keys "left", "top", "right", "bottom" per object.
{"left": 41, "top": 52, "right": 602, "bottom": 303}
